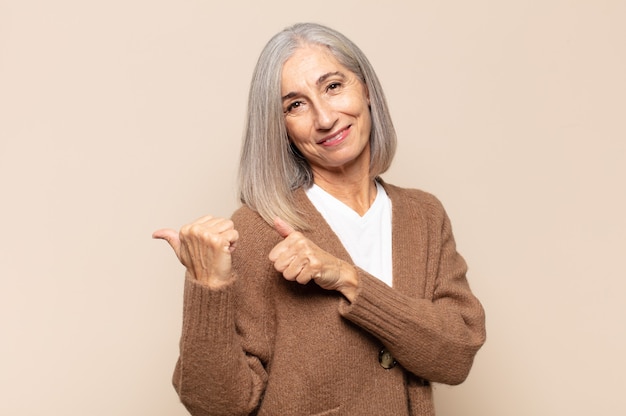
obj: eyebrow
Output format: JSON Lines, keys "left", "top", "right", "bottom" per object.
{"left": 317, "top": 71, "right": 345, "bottom": 85}
{"left": 282, "top": 71, "right": 346, "bottom": 101}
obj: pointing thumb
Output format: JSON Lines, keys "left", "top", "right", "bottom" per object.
{"left": 152, "top": 228, "right": 182, "bottom": 258}
{"left": 273, "top": 217, "right": 296, "bottom": 238}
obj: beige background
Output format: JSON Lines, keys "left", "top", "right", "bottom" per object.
{"left": 1, "top": 1, "right": 625, "bottom": 415}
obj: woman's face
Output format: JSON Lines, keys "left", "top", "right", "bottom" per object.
{"left": 281, "top": 44, "right": 372, "bottom": 178}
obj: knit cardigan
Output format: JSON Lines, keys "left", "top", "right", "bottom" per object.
{"left": 172, "top": 181, "right": 486, "bottom": 415}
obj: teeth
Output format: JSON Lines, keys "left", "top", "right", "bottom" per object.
{"left": 327, "top": 132, "right": 342, "bottom": 143}
{"left": 319, "top": 129, "right": 346, "bottom": 144}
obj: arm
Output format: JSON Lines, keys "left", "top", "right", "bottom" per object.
{"left": 172, "top": 277, "right": 268, "bottom": 416}
{"left": 266, "top": 188, "right": 485, "bottom": 385}
{"left": 339, "top": 201, "right": 486, "bottom": 385}
{"left": 154, "top": 213, "right": 274, "bottom": 415}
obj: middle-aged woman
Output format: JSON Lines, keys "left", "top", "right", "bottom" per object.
{"left": 154, "top": 22, "right": 486, "bottom": 416}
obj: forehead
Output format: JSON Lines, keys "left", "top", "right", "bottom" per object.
{"left": 281, "top": 44, "right": 348, "bottom": 87}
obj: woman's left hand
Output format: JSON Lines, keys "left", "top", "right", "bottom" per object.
{"left": 269, "top": 217, "right": 359, "bottom": 302}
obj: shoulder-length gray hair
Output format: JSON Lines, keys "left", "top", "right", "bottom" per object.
{"left": 238, "top": 22, "right": 397, "bottom": 230}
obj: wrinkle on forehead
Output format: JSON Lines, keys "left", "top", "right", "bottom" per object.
{"left": 281, "top": 45, "right": 355, "bottom": 97}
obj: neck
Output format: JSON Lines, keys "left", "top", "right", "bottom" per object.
{"left": 312, "top": 171, "right": 377, "bottom": 216}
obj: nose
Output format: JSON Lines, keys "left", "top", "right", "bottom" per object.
{"left": 313, "top": 100, "right": 337, "bottom": 131}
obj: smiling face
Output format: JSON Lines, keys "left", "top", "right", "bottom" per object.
{"left": 281, "top": 44, "right": 372, "bottom": 181}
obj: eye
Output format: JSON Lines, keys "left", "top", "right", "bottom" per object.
{"left": 327, "top": 82, "right": 342, "bottom": 92}
{"left": 285, "top": 100, "right": 304, "bottom": 114}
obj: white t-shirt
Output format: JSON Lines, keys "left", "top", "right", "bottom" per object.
{"left": 305, "top": 181, "right": 393, "bottom": 286}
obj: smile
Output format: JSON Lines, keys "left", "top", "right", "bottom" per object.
{"left": 318, "top": 126, "right": 350, "bottom": 146}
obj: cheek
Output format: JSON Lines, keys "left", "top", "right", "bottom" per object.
{"left": 284, "top": 118, "right": 311, "bottom": 144}
{"left": 339, "top": 93, "right": 369, "bottom": 116}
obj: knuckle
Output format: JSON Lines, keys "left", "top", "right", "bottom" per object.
{"left": 179, "top": 223, "right": 191, "bottom": 236}
{"left": 187, "top": 223, "right": 205, "bottom": 235}
{"left": 309, "top": 258, "right": 322, "bottom": 269}
{"left": 204, "top": 232, "right": 222, "bottom": 246}
{"left": 293, "top": 238, "right": 309, "bottom": 250}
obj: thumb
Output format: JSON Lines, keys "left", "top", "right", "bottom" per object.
{"left": 152, "top": 228, "right": 182, "bottom": 258}
{"left": 273, "top": 217, "right": 296, "bottom": 238}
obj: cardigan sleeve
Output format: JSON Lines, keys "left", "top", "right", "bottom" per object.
{"left": 338, "top": 194, "right": 486, "bottom": 385}
{"left": 172, "top": 208, "right": 278, "bottom": 416}
{"left": 172, "top": 277, "right": 268, "bottom": 416}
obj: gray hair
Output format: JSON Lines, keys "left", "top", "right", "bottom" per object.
{"left": 238, "top": 22, "right": 397, "bottom": 230}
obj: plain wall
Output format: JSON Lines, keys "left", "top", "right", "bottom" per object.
{"left": 1, "top": 1, "right": 625, "bottom": 415}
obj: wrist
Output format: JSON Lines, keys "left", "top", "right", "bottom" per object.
{"left": 338, "top": 262, "right": 359, "bottom": 303}
{"left": 186, "top": 270, "right": 234, "bottom": 289}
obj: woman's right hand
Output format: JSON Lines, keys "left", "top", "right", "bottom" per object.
{"left": 152, "top": 216, "right": 239, "bottom": 287}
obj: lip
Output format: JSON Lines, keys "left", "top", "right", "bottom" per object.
{"left": 317, "top": 126, "right": 351, "bottom": 147}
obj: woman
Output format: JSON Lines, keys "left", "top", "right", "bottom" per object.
{"left": 154, "top": 23, "right": 486, "bottom": 416}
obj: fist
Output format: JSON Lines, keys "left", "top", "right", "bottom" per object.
{"left": 269, "top": 217, "right": 358, "bottom": 300}
{"left": 153, "top": 215, "right": 239, "bottom": 287}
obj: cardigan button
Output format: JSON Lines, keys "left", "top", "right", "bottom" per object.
{"left": 379, "top": 348, "right": 397, "bottom": 369}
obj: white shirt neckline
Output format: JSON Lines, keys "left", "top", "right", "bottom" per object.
{"left": 305, "top": 181, "right": 393, "bottom": 286}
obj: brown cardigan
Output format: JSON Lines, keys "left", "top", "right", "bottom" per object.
{"left": 173, "top": 181, "right": 486, "bottom": 415}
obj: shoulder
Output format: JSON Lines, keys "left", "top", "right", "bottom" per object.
{"left": 380, "top": 180, "right": 446, "bottom": 217}
{"left": 231, "top": 204, "right": 267, "bottom": 230}
{"left": 380, "top": 180, "right": 457, "bottom": 245}
{"left": 231, "top": 205, "right": 281, "bottom": 254}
